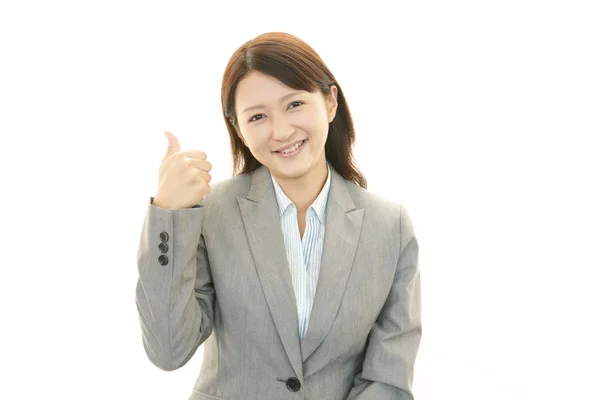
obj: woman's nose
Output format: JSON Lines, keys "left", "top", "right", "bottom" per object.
{"left": 271, "top": 114, "right": 295, "bottom": 140}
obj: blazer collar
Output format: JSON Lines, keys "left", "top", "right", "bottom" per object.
{"left": 270, "top": 161, "right": 332, "bottom": 223}
{"left": 237, "top": 163, "right": 365, "bottom": 381}
{"left": 244, "top": 162, "right": 356, "bottom": 212}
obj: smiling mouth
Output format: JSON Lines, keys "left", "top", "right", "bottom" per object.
{"left": 274, "top": 139, "right": 307, "bottom": 153}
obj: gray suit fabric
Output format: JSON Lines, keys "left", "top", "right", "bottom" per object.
{"left": 135, "top": 164, "right": 421, "bottom": 399}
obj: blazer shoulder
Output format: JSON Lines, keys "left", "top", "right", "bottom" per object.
{"left": 345, "top": 181, "right": 408, "bottom": 217}
{"left": 201, "top": 172, "right": 252, "bottom": 209}
{"left": 344, "top": 181, "right": 415, "bottom": 243}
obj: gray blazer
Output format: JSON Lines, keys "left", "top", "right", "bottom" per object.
{"left": 135, "top": 164, "right": 421, "bottom": 400}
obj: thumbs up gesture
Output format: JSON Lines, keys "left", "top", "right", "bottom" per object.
{"left": 152, "top": 131, "right": 212, "bottom": 210}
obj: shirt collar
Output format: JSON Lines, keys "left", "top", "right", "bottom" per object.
{"left": 270, "top": 161, "right": 332, "bottom": 223}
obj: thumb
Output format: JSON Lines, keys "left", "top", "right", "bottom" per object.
{"left": 163, "top": 130, "right": 181, "bottom": 160}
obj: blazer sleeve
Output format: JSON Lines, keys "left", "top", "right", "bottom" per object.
{"left": 346, "top": 205, "right": 422, "bottom": 400}
{"left": 135, "top": 197, "right": 215, "bottom": 371}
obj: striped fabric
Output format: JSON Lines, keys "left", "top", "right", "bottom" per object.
{"left": 269, "top": 162, "right": 332, "bottom": 341}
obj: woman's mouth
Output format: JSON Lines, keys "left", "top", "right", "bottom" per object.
{"left": 274, "top": 139, "right": 307, "bottom": 157}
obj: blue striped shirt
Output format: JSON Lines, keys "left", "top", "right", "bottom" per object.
{"left": 270, "top": 162, "right": 332, "bottom": 341}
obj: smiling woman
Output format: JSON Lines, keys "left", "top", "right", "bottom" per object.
{"left": 221, "top": 32, "right": 366, "bottom": 187}
{"left": 231, "top": 70, "right": 337, "bottom": 210}
{"left": 135, "top": 31, "right": 421, "bottom": 400}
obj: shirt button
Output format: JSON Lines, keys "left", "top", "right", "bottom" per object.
{"left": 158, "top": 255, "right": 169, "bottom": 266}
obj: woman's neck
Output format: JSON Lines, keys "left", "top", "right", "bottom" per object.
{"left": 272, "top": 159, "right": 328, "bottom": 214}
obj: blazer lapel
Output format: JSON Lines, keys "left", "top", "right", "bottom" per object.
{"left": 237, "top": 165, "right": 304, "bottom": 381}
{"left": 237, "top": 164, "right": 364, "bottom": 377}
{"left": 300, "top": 166, "right": 364, "bottom": 362}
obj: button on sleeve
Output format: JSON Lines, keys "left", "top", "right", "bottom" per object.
{"left": 160, "top": 231, "right": 169, "bottom": 242}
{"left": 158, "top": 242, "right": 168, "bottom": 253}
{"left": 158, "top": 255, "right": 169, "bottom": 266}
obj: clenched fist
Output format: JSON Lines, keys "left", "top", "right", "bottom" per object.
{"left": 152, "top": 131, "right": 212, "bottom": 210}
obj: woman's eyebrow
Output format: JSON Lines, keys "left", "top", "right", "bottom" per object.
{"left": 242, "top": 91, "right": 305, "bottom": 113}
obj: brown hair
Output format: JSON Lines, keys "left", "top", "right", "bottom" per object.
{"left": 220, "top": 32, "right": 367, "bottom": 189}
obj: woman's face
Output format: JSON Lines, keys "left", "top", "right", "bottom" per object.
{"left": 234, "top": 70, "right": 337, "bottom": 182}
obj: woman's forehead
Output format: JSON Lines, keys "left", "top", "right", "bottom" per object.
{"left": 236, "top": 71, "right": 313, "bottom": 111}
{"left": 238, "top": 71, "right": 295, "bottom": 94}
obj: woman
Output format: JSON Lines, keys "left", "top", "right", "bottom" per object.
{"left": 136, "top": 31, "right": 421, "bottom": 400}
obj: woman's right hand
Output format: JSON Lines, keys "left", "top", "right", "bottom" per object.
{"left": 153, "top": 130, "right": 212, "bottom": 210}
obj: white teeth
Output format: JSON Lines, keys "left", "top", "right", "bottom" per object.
{"left": 280, "top": 140, "right": 304, "bottom": 154}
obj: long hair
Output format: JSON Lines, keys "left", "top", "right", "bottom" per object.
{"left": 221, "top": 32, "right": 367, "bottom": 189}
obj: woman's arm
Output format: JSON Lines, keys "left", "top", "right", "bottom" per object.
{"left": 346, "top": 205, "right": 422, "bottom": 400}
{"left": 135, "top": 198, "right": 216, "bottom": 371}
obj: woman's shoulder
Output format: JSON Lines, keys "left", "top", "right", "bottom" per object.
{"left": 343, "top": 180, "right": 414, "bottom": 237}
{"left": 345, "top": 181, "right": 408, "bottom": 216}
{"left": 202, "top": 172, "right": 252, "bottom": 207}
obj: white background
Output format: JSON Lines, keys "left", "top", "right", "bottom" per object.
{"left": 1, "top": 1, "right": 598, "bottom": 399}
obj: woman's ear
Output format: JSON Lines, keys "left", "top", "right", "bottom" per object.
{"left": 327, "top": 85, "right": 338, "bottom": 123}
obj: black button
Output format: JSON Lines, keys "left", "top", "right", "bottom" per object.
{"left": 160, "top": 231, "right": 169, "bottom": 242}
{"left": 158, "top": 242, "right": 168, "bottom": 253}
{"left": 286, "top": 377, "right": 301, "bottom": 392}
{"left": 158, "top": 255, "right": 169, "bottom": 266}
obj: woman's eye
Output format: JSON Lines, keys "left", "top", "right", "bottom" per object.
{"left": 248, "top": 102, "right": 303, "bottom": 123}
